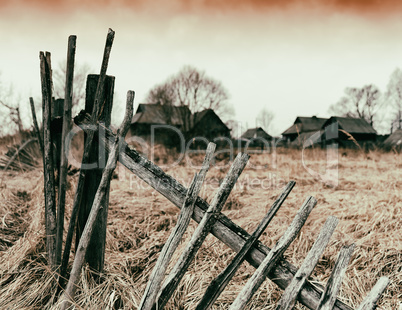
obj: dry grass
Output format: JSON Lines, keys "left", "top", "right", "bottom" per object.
{"left": 0, "top": 147, "right": 400, "bottom": 309}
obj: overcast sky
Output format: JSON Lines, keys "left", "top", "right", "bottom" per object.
{"left": 1, "top": 0, "right": 402, "bottom": 135}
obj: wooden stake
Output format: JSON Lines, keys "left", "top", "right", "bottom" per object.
{"left": 40, "top": 51, "right": 57, "bottom": 269}
{"left": 196, "top": 181, "right": 295, "bottom": 310}
{"left": 317, "top": 244, "right": 355, "bottom": 310}
{"left": 229, "top": 196, "right": 318, "bottom": 310}
{"left": 139, "top": 143, "right": 216, "bottom": 310}
{"left": 276, "top": 216, "right": 339, "bottom": 310}
{"left": 154, "top": 152, "right": 250, "bottom": 309}
{"left": 56, "top": 35, "right": 77, "bottom": 267}
{"left": 29, "top": 97, "right": 43, "bottom": 154}
{"left": 60, "top": 90, "right": 134, "bottom": 310}
{"left": 60, "top": 28, "right": 115, "bottom": 279}
{"left": 356, "top": 276, "right": 390, "bottom": 310}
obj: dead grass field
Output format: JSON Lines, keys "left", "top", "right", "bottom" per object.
{"left": 0, "top": 147, "right": 400, "bottom": 309}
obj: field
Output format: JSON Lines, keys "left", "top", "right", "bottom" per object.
{"left": 0, "top": 146, "right": 401, "bottom": 309}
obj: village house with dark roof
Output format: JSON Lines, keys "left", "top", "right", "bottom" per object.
{"left": 282, "top": 116, "right": 328, "bottom": 143}
{"left": 322, "top": 116, "right": 377, "bottom": 148}
{"left": 383, "top": 129, "right": 402, "bottom": 151}
{"left": 129, "top": 104, "right": 230, "bottom": 147}
{"left": 240, "top": 127, "right": 273, "bottom": 149}
{"left": 281, "top": 116, "right": 378, "bottom": 148}
{"left": 188, "top": 109, "right": 231, "bottom": 140}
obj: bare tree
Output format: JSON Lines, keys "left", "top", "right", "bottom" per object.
{"left": 0, "top": 74, "right": 24, "bottom": 136}
{"left": 385, "top": 68, "right": 402, "bottom": 130}
{"left": 328, "top": 84, "right": 381, "bottom": 129}
{"left": 53, "top": 61, "right": 92, "bottom": 114}
{"left": 146, "top": 65, "right": 234, "bottom": 122}
{"left": 256, "top": 107, "right": 274, "bottom": 133}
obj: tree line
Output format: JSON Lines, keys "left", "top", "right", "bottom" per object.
{"left": 1, "top": 65, "right": 402, "bottom": 137}
{"left": 328, "top": 68, "right": 402, "bottom": 133}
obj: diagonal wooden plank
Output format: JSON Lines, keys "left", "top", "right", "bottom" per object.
{"left": 60, "top": 28, "right": 115, "bottom": 282}
{"left": 276, "top": 216, "right": 339, "bottom": 310}
{"left": 154, "top": 152, "right": 250, "bottom": 309}
{"left": 139, "top": 143, "right": 216, "bottom": 310}
{"left": 56, "top": 35, "right": 77, "bottom": 267}
{"left": 40, "top": 51, "right": 57, "bottom": 269}
{"left": 60, "top": 90, "right": 134, "bottom": 310}
{"left": 230, "top": 196, "right": 317, "bottom": 310}
{"left": 317, "top": 244, "right": 355, "bottom": 310}
{"left": 74, "top": 114, "right": 353, "bottom": 310}
{"left": 356, "top": 276, "right": 389, "bottom": 310}
{"left": 196, "top": 181, "right": 296, "bottom": 310}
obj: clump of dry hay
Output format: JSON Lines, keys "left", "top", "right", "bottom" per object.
{"left": 0, "top": 149, "right": 400, "bottom": 309}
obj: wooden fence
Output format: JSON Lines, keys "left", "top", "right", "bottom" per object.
{"left": 28, "top": 28, "right": 390, "bottom": 309}
{"left": 73, "top": 112, "right": 390, "bottom": 310}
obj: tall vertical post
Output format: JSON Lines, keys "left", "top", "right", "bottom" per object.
{"left": 51, "top": 98, "right": 64, "bottom": 184}
{"left": 40, "top": 51, "right": 57, "bottom": 269}
{"left": 75, "top": 74, "right": 115, "bottom": 272}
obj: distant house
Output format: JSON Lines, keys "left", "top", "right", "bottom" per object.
{"left": 383, "top": 129, "right": 402, "bottom": 151}
{"left": 129, "top": 103, "right": 191, "bottom": 146}
{"left": 322, "top": 116, "right": 377, "bottom": 148}
{"left": 129, "top": 104, "right": 229, "bottom": 147}
{"left": 240, "top": 127, "right": 273, "bottom": 149}
{"left": 282, "top": 116, "right": 328, "bottom": 143}
{"left": 188, "top": 109, "right": 231, "bottom": 141}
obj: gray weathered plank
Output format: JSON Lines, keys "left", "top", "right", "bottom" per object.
{"left": 60, "top": 28, "right": 115, "bottom": 280}
{"left": 40, "top": 51, "right": 57, "bottom": 269}
{"left": 196, "top": 180, "right": 296, "bottom": 310}
{"left": 56, "top": 35, "right": 76, "bottom": 267}
{"left": 60, "top": 90, "right": 134, "bottom": 310}
{"left": 356, "top": 276, "right": 389, "bottom": 310}
{"left": 230, "top": 196, "right": 317, "bottom": 310}
{"left": 276, "top": 216, "right": 339, "bottom": 310}
{"left": 74, "top": 115, "right": 353, "bottom": 310}
{"left": 139, "top": 143, "right": 216, "bottom": 310}
{"left": 317, "top": 244, "right": 355, "bottom": 310}
{"left": 154, "top": 152, "right": 250, "bottom": 309}
{"left": 29, "top": 97, "right": 44, "bottom": 154}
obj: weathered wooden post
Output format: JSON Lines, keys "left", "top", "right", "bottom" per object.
{"left": 75, "top": 74, "right": 115, "bottom": 272}
{"left": 39, "top": 51, "right": 57, "bottom": 269}
{"left": 51, "top": 98, "right": 64, "bottom": 184}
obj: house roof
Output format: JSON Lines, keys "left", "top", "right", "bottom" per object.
{"left": 290, "top": 131, "right": 323, "bottom": 147}
{"left": 191, "top": 109, "right": 230, "bottom": 132}
{"left": 131, "top": 103, "right": 191, "bottom": 126}
{"left": 192, "top": 109, "right": 212, "bottom": 125}
{"left": 324, "top": 117, "right": 377, "bottom": 135}
{"left": 282, "top": 116, "right": 328, "bottom": 135}
{"left": 383, "top": 129, "right": 402, "bottom": 147}
{"left": 241, "top": 127, "right": 272, "bottom": 140}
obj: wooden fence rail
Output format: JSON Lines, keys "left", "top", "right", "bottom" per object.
{"left": 31, "top": 29, "right": 389, "bottom": 309}
{"left": 75, "top": 112, "right": 390, "bottom": 310}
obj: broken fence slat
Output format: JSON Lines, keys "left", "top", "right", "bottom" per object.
{"left": 356, "top": 276, "right": 390, "bottom": 310}
{"left": 56, "top": 34, "right": 76, "bottom": 267}
{"left": 196, "top": 180, "right": 296, "bottom": 310}
{"left": 317, "top": 244, "right": 355, "bottom": 310}
{"left": 75, "top": 115, "right": 353, "bottom": 310}
{"left": 60, "top": 28, "right": 115, "bottom": 281}
{"left": 230, "top": 196, "right": 317, "bottom": 310}
{"left": 276, "top": 216, "right": 339, "bottom": 310}
{"left": 29, "top": 97, "right": 44, "bottom": 154}
{"left": 60, "top": 90, "right": 134, "bottom": 310}
{"left": 40, "top": 51, "right": 57, "bottom": 269}
{"left": 139, "top": 142, "right": 216, "bottom": 310}
{"left": 154, "top": 152, "right": 250, "bottom": 310}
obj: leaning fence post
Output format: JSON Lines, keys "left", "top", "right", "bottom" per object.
{"left": 39, "top": 51, "right": 57, "bottom": 269}
{"left": 60, "top": 90, "right": 134, "bottom": 310}
{"left": 75, "top": 73, "right": 115, "bottom": 273}
{"left": 55, "top": 35, "right": 76, "bottom": 268}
